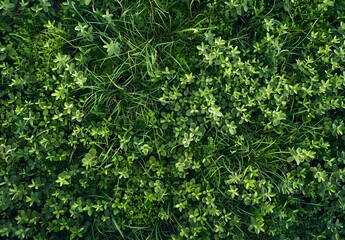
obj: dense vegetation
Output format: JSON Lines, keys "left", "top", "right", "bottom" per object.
{"left": 1, "top": 0, "right": 345, "bottom": 239}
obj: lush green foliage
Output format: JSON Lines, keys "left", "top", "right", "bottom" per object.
{"left": 1, "top": 0, "right": 345, "bottom": 239}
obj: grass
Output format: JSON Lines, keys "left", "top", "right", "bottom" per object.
{"left": 1, "top": 0, "right": 345, "bottom": 239}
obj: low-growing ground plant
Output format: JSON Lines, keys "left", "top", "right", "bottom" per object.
{"left": 1, "top": 0, "right": 345, "bottom": 239}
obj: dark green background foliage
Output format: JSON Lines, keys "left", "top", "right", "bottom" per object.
{"left": 1, "top": 0, "right": 345, "bottom": 239}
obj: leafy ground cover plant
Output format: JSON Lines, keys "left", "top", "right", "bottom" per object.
{"left": 1, "top": 0, "right": 345, "bottom": 239}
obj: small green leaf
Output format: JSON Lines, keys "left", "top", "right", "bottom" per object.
{"left": 89, "top": 148, "right": 97, "bottom": 157}
{"left": 103, "top": 40, "right": 121, "bottom": 56}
